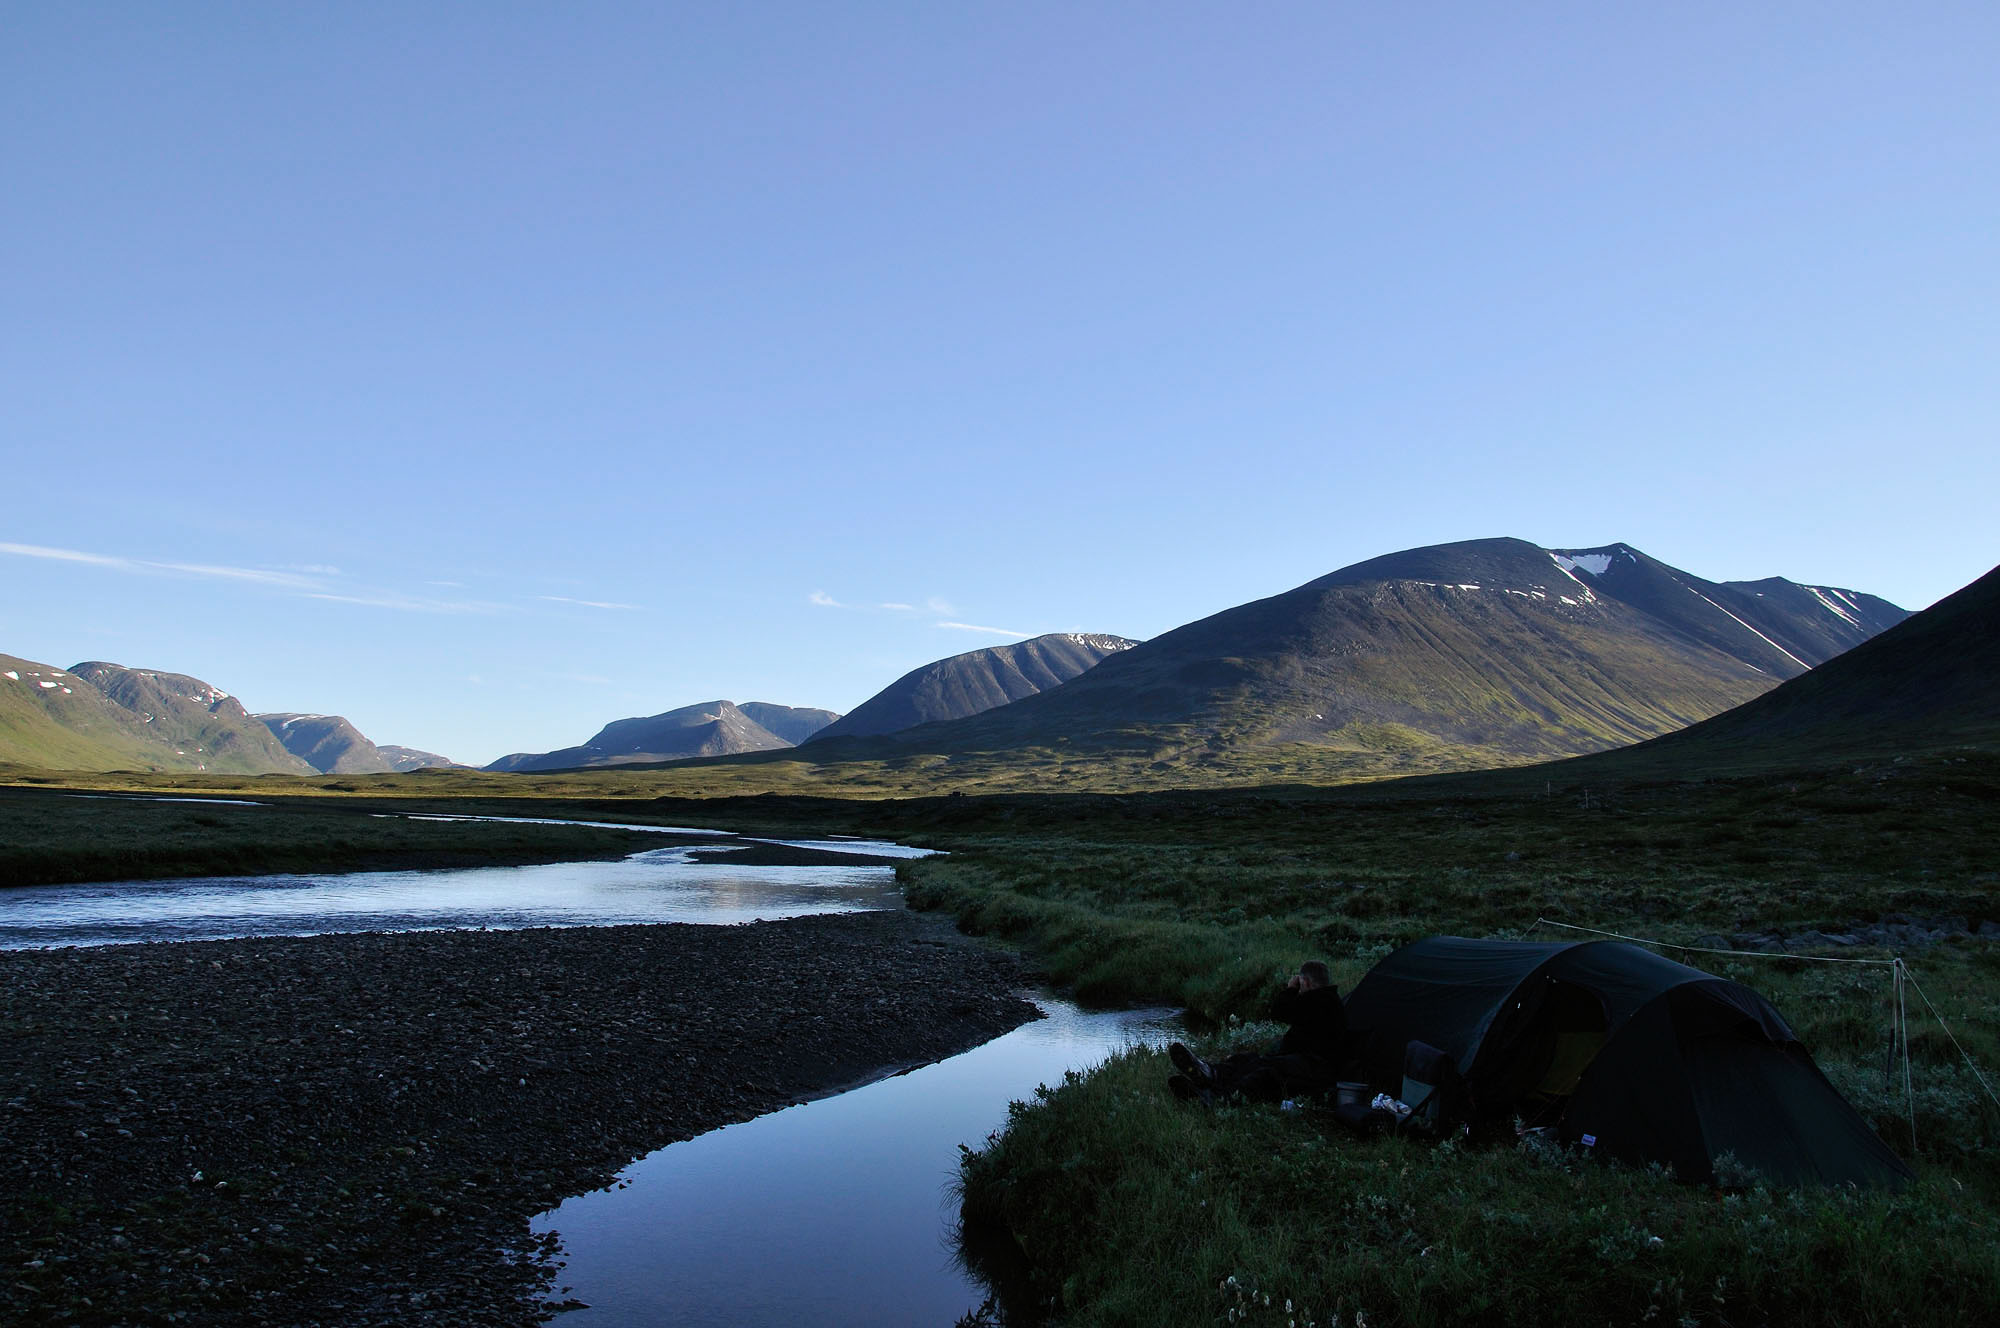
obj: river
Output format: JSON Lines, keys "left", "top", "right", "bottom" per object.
{"left": 5, "top": 819, "right": 1175, "bottom": 1323}
{"left": 0, "top": 822, "right": 919, "bottom": 948}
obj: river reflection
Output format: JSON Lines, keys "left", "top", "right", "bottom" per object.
{"left": 0, "top": 842, "right": 917, "bottom": 949}
{"left": 533, "top": 999, "right": 1176, "bottom": 1328}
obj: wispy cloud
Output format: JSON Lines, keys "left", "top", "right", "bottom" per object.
{"left": 937, "top": 621, "right": 1036, "bottom": 639}
{"left": 879, "top": 602, "right": 916, "bottom": 612}
{"left": 0, "top": 541, "right": 128, "bottom": 569}
{"left": 1, "top": 539, "right": 499, "bottom": 614}
{"left": 809, "top": 590, "right": 843, "bottom": 607}
{"left": 156, "top": 560, "right": 326, "bottom": 589}
{"left": 538, "top": 595, "right": 640, "bottom": 611}
{"left": 926, "top": 596, "right": 957, "bottom": 615}
{"left": 2, "top": 541, "right": 323, "bottom": 590}
{"left": 306, "top": 591, "right": 503, "bottom": 615}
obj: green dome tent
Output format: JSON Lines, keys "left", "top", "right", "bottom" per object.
{"left": 1342, "top": 936, "right": 1912, "bottom": 1188}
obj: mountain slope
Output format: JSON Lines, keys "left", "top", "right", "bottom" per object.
{"left": 255, "top": 713, "right": 397, "bottom": 774}
{"left": 377, "top": 745, "right": 464, "bottom": 772}
{"left": 70, "top": 663, "right": 315, "bottom": 775}
{"left": 737, "top": 703, "right": 841, "bottom": 746}
{"left": 809, "top": 633, "right": 1138, "bottom": 741}
{"left": 1547, "top": 544, "right": 1906, "bottom": 677}
{"left": 486, "top": 700, "right": 794, "bottom": 772}
{"left": 0, "top": 655, "right": 171, "bottom": 770}
{"left": 1590, "top": 560, "right": 1999, "bottom": 771}
{"left": 813, "top": 538, "right": 1906, "bottom": 783}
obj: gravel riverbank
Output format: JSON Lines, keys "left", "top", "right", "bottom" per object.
{"left": 1, "top": 912, "right": 1036, "bottom": 1326}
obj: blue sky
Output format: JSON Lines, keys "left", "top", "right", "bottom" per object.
{"left": 5, "top": 4, "right": 1996, "bottom": 766}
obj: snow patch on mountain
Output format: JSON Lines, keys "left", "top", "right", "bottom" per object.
{"left": 1553, "top": 552, "right": 1614, "bottom": 577}
{"left": 1806, "top": 585, "right": 1863, "bottom": 627}
{"left": 1678, "top": 583, "right": 1812, "bottom": 670}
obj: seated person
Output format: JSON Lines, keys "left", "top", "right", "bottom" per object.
{"left": 1167, "top": 961, "right": 1347, "bottom": 1103}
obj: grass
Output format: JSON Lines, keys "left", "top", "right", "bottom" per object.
{"left": 7, "top": 745, "right": 1997, "bottom": 1324}
{"left": 895, "top": 751, "right": 2000, "bottom": 1019}
{"left": 916, "top": 750, "right": 2000, "bottom": 1325}
{"left": 958, "top": 1046, "right": 2000, "bottom": 1328}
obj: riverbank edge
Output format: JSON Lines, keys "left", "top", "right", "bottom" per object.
{"left": 2, "top": 910, "right": 1038, "bottom": 1327}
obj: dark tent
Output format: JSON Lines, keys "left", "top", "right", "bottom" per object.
{"left": 1342, "top": 936, "right": 1911, "bottom": 1188}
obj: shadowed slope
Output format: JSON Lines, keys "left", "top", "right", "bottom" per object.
{"left": 1585, "top": 560, "right": 2000, "bottom": 772}
{"left": 256, "top": 713, "right": 397, "bottom": 774}
{"left": 810, "top": 633, "right": 1137, "bottom": 741}
{"left": 737, "top": 703, "right": 841, "bottom": 745}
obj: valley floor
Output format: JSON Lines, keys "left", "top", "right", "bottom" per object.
{"left": 9, "top": 750, "right": 1997, "bottom": 1324}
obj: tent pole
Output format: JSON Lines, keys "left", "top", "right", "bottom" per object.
{"left": 1885, "top": 961, "right": 1900, "bottom": 1089}
{"left": 1897, "top": 959, "right": 1918, "bottom": 1154}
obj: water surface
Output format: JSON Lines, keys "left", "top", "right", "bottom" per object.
{"left": 0, "top": 838, "right": 919, "bottom": 949}
{"left": 533, "top": 1000, "right": 1175, "bottom": 1327}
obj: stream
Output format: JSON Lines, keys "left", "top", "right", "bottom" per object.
{"left": 531, "top": 998, "right": 1174, "bottom": 1327}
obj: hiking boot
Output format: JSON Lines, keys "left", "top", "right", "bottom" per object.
{"left": 1167, "top": 1074, "right": 1211, "bottom": 1105}
{"left": 1168, "top": 1041, "right": 1215, "bottom": 1088}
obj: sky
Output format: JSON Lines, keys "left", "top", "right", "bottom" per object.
{"left": 4, "top": 3, "right": 1996, "bottom": 766}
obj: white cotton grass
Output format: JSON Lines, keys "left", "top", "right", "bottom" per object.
{"left": 1219, "top": 1274, "right": 1342, "bottom": 1328}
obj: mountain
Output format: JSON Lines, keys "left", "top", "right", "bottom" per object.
{"left": 1544, "top": 545, "right": 1905, "bottom": 676}
{"left": 737, "top": 703, "right": 841, "bottom": 746}
{"left": 808, "top": 633, "right": 1138, "bottom": 742}
{"left": 0, "top": 655, "right": 173, "bottom": 770}
{"left": 254, "top": 713, "right": 397, "bottom": 774}
{"left": 486, "top": 699, "right": 803, "bottom": 772}
{"left": 377, "top": 745, "right": 465, "bottom": 772}
{"left": 65, "top": 663, "right": 316, "bottom": 775}
{"left": 1590, "top": 559, "right": 1999, "bottom": 771}
{"left": 811, "top": 538, "right": 1908, "bottom": 782}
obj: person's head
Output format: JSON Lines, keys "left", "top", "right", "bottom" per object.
{"left": 1299, "top": 961, "right": 1331, "bottom": 991}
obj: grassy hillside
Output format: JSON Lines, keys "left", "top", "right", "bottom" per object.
{"left": 70, "top": 662, "right": 316, "bottom": 775}
{"left": 0, "top": 656, "right": 175, "bottom": 771}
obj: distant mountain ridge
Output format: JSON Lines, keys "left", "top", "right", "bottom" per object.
{"left": 485, "top": 699, "right": 837, "bottom": 773}
{"left": 813, "top": 538, "right": 1909, "bottom": 782}
{"left": 255, "top": 713, "right": 397, "bottom": 774}
{"left": 0, "top": 653, "right": 459, "bottom": 774}
{"left": 377, "top": 745, "right": 464, "bottom": 772}
{"left": 0, "top": 538, "right": 1921, "bottom": 783}
{"left": 809, "top": 632, "right": 1137, "bottom": 741}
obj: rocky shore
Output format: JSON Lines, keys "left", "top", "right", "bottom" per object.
{"left": 1, "top": 913, "right": 1037, "bottom": 1326}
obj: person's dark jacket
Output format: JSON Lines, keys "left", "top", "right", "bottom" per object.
{"left": 1270, "top": 984, "right": 1347, "bottom": 1064}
